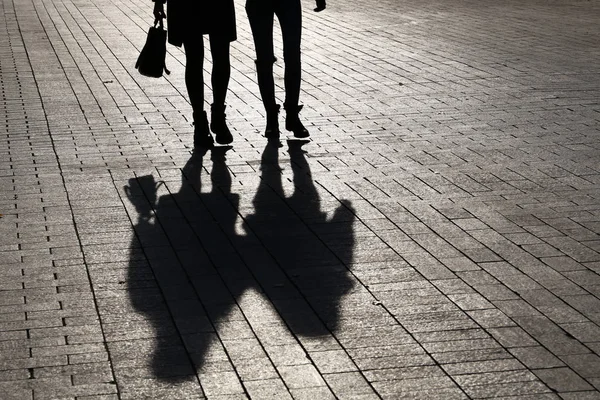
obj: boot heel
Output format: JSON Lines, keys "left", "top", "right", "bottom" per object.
{"left": 265, "top": 104, "right": 281, "bottom": 139}
{"left": 194, "top": 111, "right": 214, "bottom": 149}
{"left": 284, "top": 104, "right": 309, "bottom": 138}
{"left": 210, "top": 104, "right": 233, "bottom": 145}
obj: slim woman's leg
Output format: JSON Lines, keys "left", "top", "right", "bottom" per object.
{"left": 246, "top": 0, "right": 281, "bottom": 140}
{"left": 209, "top": 34, "right": 231, "bottom": 108}
{"left": 184, "top": 36, "right": 214, "bottom": 147}
{"left": 275, "top": 0, "right": 308, "bottom": 137}
{"left": 276, "top": 0, "right": 302, "bottom": 110}
{"left": 209, "top": 34, "right": 234, "bottom": 144}
{"left": 183, "top": 36, "right": 205, "bottom": 116}
{"left": 246, "top": 0, "right": 276, "bottom": 110}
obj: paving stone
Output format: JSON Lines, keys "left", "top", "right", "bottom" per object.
{"left": 441, "top": 357, "right": 525, "bottom": 375}
{"left": 243, "top": 378, "right": 293, "bottom": 400}
{"left": 560, "top": 322, "right": 600, "bottom": 343}
{"left": 116, "top": 377, "right": 205, "bottom": 399}
{"left": 233, "top": 357, "right": 279, "bottom": 382}
{"left": 462, "top": 380, "right": 552, "bottom": 398}
{"left": 323, "top": 371, "right": 378, "bottom": 398}
{"left": 371, "top": 375, "right": 458, "bottom": 393}
{"left": 197, "top": 370, "right": 245, "bottom": 396}
{"left": 263, "top": 344, "right": 311, "bottom": 367}
{"left": 278, "top": 364, "right": 326, "bottom": 389}
{"left": 305, "top": 349, "right": 356, "bottom": 375}
{"left": 559, "top": 393, "right": 600, "bottom": 400}
{"left": 289, "top": 386, "right": 336, "bottom": 400}
{"left": 453, "top": 369, "right": 539, "bottom": 387}
{"left": 2, "top": 0, "right": 600, "bottom": 397}
{"left": 533, "top": 367, "right": 594, "bottom": 392}
{"left": 487, "top": 326, "right": 539, "bottom": 348}
{"left": 560, "top": 354, "right": 600, "bottom": 379}
{"left": 510, "top": 346, "right": 564, "bottom": 368}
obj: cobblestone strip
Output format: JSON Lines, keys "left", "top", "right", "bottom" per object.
{"left": 1, "top": 0, "right": 119, "bottom": 399}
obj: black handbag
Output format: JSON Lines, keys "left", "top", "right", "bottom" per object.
{"left": 135, "top": 19, "right": 170, "bottom": 78}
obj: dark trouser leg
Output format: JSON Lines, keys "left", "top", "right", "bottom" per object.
{"left": 246, "top": 0, "right": 277, "bottom": 110}
{"left": 276, "top": 0, "right": 302, "bottom": 109}
{"left": 208, "top": 34, "right": 233, "bottom": 144}
{"left": 246, "top": 0, "right": 281, "bottom": 139}
{"left": 183, "top": 36, "right": 205, "bottom": 116}
{"left": 184, "top": 37, "right": 213, "bottom": 147}
{"left": 275, "top": 0, "right": 307, "bottom": 137}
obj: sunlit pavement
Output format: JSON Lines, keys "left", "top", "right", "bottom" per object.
{"left": 1, "top": 0, "right": 600, "bottom": 398}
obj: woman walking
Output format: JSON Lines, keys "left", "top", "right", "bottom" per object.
{"left": 153, "top": 0, "right": 236, "bottom": 148}
{"left": 246, "top": 0, "right": 326, "bottom": 143}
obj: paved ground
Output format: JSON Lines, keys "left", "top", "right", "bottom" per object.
{"left": 1, "top": 0, "right": 600, "bottom": 398}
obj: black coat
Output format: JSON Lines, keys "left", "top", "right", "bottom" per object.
{"left": 166, "top": 0, "right": 237, "bottom": 47}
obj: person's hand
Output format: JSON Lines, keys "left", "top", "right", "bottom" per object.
{"left": 314, "top": 0, "right": 326, "bottom": 12}
{"left": 153, "top": 2, "right": 166, "bottom": 21}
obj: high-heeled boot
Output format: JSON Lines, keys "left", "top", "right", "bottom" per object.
{"left": 210, "top": 104, "right": 233, "bottom": 145}
{"left": 193, "top": 111, "right": 214, "bottom": 149}
{"left": 284, "top": 104, "right": 309, "bottom": 138}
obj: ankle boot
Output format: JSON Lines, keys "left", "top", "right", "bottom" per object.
{"left": 193, "top": 111, "right": 214, "bottom": 149}
{"left": 210, "top": 104, "right": 233, "bottom": 145}
{"left": 284, "top": 104, "right": 309, "bottom": 138}
{"left": 265, "top": 104, "right": 281, "bottom": 140}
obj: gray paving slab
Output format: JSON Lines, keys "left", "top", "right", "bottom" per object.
{"left": 1, "top": 0, "right": 600, "bottom": 398}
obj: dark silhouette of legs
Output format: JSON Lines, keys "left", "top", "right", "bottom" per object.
{"left": 246, "top": 0, "right": 308, "bottom": 139}
{"left": 246, "top": 2, "right": 276, "bottom": 110}
{"left": 275, "top": 1, "right": 309, "bottom": 138}
{"left": 183, "top": 36, "right": 213, "bottom": 148}
{"left": 246, "top": 1, "right": 279, "bottom": 140}
{"left": 277, "top": 0, "right": 302, "bottom": 111}
{"left": 183, "top": 33, "right": 233, "bottom": 147}
{"left": 183, "top": 37, "right": 205, "bottom": 118}
{"left": 209, "top": 35, "right": 231, "bottom": 108}
{"left": 209, "top": 35, "right": 234, "bottom": 144}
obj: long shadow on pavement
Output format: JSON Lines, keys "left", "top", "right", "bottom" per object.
{"left": 124, "top": 141, "right": 355, "bottom": 383}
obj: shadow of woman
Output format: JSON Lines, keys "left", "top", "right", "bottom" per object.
{"left": 243, "top": 141, "right": 356, "bottom": 336}
{"left": 123, "top": 142, "right": 356, "bottom": 384}
{"left": 124, "top": 148, "right": 238, "bottom": 383}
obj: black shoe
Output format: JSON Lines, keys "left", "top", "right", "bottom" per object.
{"left": 210, "top": 104, "right": 233, "bottom": 145}
{"left": 193, "top": 111, "right": 214, "bottom": 149}
{"left": 284, "top": 104, "right": 309, "bottom": 138}
{"left": 264, "top": 104, "right": 281, "bottom": 140}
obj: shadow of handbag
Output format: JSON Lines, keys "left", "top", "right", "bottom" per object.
{"left": 135, "top": 19, "right": 171, "bottom": 78}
